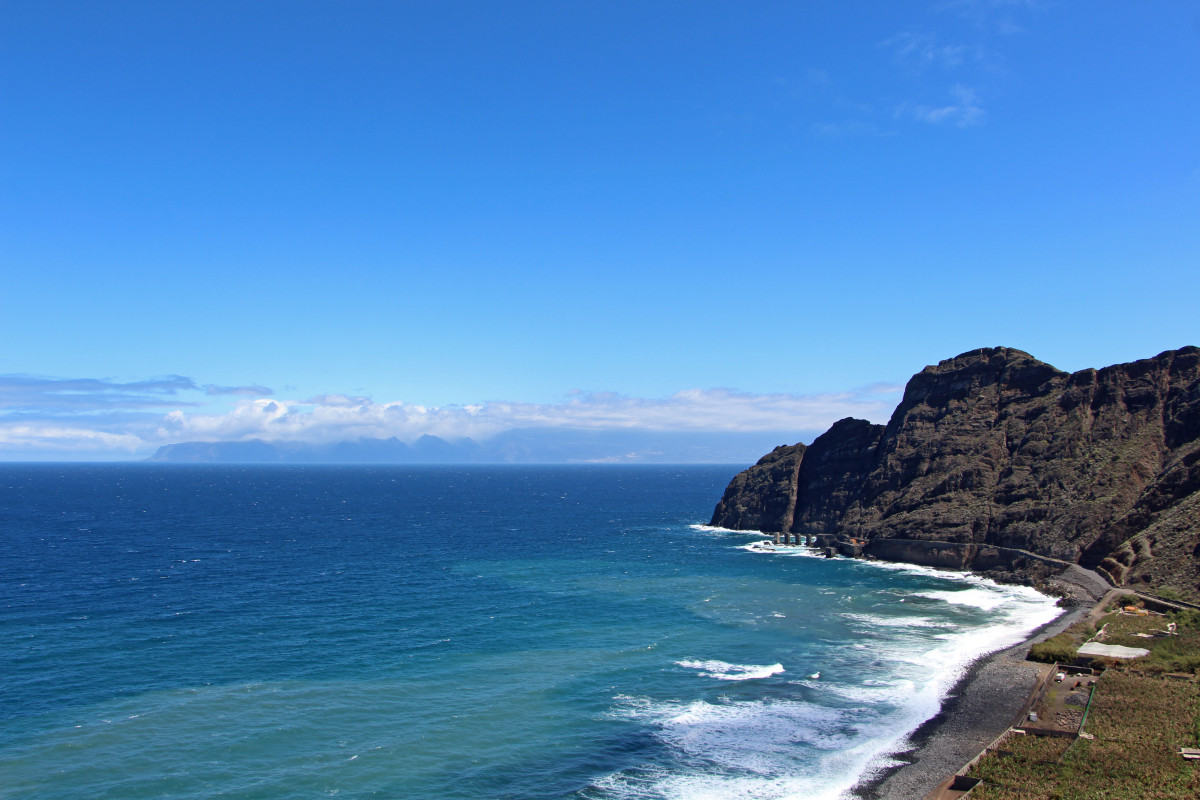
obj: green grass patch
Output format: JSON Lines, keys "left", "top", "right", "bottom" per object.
{"left": 1097, "top": 610, "right": 1200, "bottom": 674}
{"left": 1029, "top": 632, "right": 1077, "bottom": 664}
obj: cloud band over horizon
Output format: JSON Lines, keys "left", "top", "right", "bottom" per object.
{"left": 0, "top": 373, "right": 904, "bottom": 460}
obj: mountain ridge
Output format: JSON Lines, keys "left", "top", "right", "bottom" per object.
{"left": 147, "top": 428, "right": 809, "bottom": 465}
{"left": 711, "top": 346, "right": 1200, "bottom": 600}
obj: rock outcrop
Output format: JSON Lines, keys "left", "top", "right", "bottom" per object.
{"left": 711, "top": 347, "right": 1200, "bottom": 599}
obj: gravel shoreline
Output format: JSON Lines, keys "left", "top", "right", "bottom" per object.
{"left": 851, "top": 567, "right": 1107, "bottom": 800}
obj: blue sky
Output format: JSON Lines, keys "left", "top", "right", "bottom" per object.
{"left": 2, "top": 1, "right": 1198, "bottom": 460}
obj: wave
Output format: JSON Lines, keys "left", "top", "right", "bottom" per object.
{"left": 912, "top": 587, "right": 1011, "bottom": 611}
{"left": 818, "top": 677, "right": 919, "bottom": 704}
{"left": 689, "top": 523, "right": 761, "bottom": 535}
{"left": 658, "top": 550, "right": 1063, "bottom": 799}
{"left": 737, "top": 544, "right": 827, "bottom": 561}
{"left": 596, "top": 695, "right": 895, "bottom": 800}
{"left": 675, "top": 659, "right": 784, "bottom": 681}
{"left": 840, "top": 613, "right": 948, "bottom": 629}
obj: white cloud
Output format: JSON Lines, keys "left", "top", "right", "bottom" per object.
{"left": 154, "top": 385, "right": 904, "bottom": 446}
{"left": 901, "top": 84, "right": 985, "bottom": 127}
{"left": 936, "top": 0, "right": 1044, "bottom": 33}
{"left": 0, "top": 373, "right": 906, "bottom": 459}
{"left": 204, "top": 383, "right": 274, "bottom": 396}
{"left": 0, "top": 424, "right": 146, "bottom": 455}
{"left": 886, "top": 31, "right": 973, "bottom": 71}
{"left": 0, "top": 374, "right": 201, "bottom": 411}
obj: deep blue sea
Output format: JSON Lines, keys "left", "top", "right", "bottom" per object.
{"left": 0, "top": 465, "right": 1060, "bottom": 800}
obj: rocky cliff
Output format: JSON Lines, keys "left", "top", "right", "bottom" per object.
{"left": 711, "top": 347, "right": 1200, "bottom": 599}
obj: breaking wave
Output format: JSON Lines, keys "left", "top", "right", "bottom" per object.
{"left": 675, "top": 659, "right": 785, "bottom": 681}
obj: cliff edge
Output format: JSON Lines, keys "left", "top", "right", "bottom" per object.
{"left": 711, "top": 347, "right": 1200, "bottom": 599}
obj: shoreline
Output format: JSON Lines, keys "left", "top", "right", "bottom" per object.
{"left": 850, "top": 568, "right": 1107, "bottom": 800}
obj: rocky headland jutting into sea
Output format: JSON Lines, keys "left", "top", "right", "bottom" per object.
{"left": 712, "top": 346, "right": 1200, "bottom": 600}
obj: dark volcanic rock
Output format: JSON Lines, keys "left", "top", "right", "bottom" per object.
{"left": 711, "top": 347, "right": 1200, "bottom": 599}
{"left": 794, "top": 417, "right": 886, "bottom": 537}
{"left": 710, "top": 444, "right": 806, "bottom": 532}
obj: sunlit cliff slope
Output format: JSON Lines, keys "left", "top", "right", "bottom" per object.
{"left": 712, "top": 347, "right": 1200, "bottom": 599}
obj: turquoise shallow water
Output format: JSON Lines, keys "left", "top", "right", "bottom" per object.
{"left": 0, "top": 465, "right": 1060, "bottom": 800}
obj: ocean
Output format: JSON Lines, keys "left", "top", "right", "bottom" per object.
{"left": 0, "top": 464, "right": 1061, "bottom": 800}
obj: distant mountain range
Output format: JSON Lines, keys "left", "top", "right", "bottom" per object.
{"left": 147, "top": 428, "right": 816, "bottom": 465}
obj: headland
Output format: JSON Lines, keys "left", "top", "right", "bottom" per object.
{"left": 708, "top": 346, "right": 1200, "bottom": 798}
{"left": 711, "top": 346, "right": 1200, "bottom": 602}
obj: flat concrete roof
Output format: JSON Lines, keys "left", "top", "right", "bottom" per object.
{"left": 1077, "top": 642, "right": 1150, "bottom": 659}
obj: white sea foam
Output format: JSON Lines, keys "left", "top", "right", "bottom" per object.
{"left": 598, "top": 694, "right": 914, "bottom": 800}
{"left": 734, "top": 542, "right": 830, "bottom": 561}
{"left": 675, "top": 659, "right": 784, "bottom": 681}
{"left": 850, "top": 569, "right": 1060, "bottom": 782}
{"left": 819, "top": 678, "right": 918, "bottom": 705}
{"left": 690, "top": 523, "right": 833, "bottom": 560}
{"left": 848, "top": 555, "right": 980, "bottom": 582}
{"left": 913, "top": 587, "right": 1010, "bottom": 610}
{"left": 736, "top": 542, "right": 825, "bottom": 559}
{"left": 689, "top": 524, "right": 752, "bottom": 535}
{"left": 631, "top": 522, "right": 1063, "bottom": 800}
{"left": 686, "top": 556, "right": 1055, "bottom": 798}
{"left": 840, "top": 613, "right": 947, "bottom": 629}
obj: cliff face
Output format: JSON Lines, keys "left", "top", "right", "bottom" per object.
{"left": 710, "top": 347, "right": 1200, "bottom": 597}
{"left": 710, "top": 443, "right": 806, "bottom": 533}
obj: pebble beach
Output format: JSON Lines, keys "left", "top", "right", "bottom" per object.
{"left": 854, "top": 568, "right": 1108, "bottom": 800}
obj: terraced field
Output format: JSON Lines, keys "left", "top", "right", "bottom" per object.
{"left": 967, "top": 604, "right": 1200, "bottom": 799}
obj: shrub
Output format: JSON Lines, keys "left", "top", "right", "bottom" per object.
{"left": 1168, "top": 609, "right": 1200, "bottom": 629}
{"left": 1118, "top": 593, "right": 1143, "bottom": 608}
{"left": 1029, "top": 633, "right": 1076, "bottom": 664}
